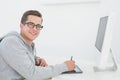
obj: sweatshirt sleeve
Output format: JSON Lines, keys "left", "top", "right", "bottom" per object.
{"left": 0, "top": 36, "right": 68, "bottom": 80}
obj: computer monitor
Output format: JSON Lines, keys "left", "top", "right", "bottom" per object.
{"left": 94, "top": 13, "right": 118, "bottom": 72}
{"left": 95, "top": 16, "right": 108, "bottom": 52}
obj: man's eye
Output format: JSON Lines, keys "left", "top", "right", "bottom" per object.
{"left": 28, "top": 22, "right": 34, "bottom": 25}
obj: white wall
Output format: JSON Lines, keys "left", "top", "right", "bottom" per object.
{"left": 35, "top": 2, "right": 101, "bottom": 63}
{"left": 0, "top": 0, "right": 119, "bottom": 65}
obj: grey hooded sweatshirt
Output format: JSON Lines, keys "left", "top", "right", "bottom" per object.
{"left": 0, "top": 31, "right": 68, "bottom": 80}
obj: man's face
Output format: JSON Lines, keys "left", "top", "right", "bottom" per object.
{"left": 20, "top": 15, "right": 42, "bottom": 44}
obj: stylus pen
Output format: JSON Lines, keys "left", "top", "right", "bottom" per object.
{"left": 71, "top": 56, "right": 73, "bottom": 61}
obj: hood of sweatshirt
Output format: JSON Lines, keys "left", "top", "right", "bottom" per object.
{"left": 0, "top": 31, "right": 35, "bottom": 46}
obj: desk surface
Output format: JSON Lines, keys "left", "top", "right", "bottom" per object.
{"left": 52, "top": 63, "right": 120, "bottom": 80}
{"left": 45, "top": 56, "right": 120, "bottom": 80}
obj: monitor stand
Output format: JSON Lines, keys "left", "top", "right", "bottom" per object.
{"left": 93, "top": 49, "right": 117, "bottom": 72}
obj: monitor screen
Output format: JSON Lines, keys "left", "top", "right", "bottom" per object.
{"left": 95, "top": 16, "right": 108, "bottom": 52}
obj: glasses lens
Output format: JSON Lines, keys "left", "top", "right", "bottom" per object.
{"left": 36, "top": 24, "right": 43, "bottom": 30}
{"left": 26, "top": 22, "right": 34, "bottom": 28}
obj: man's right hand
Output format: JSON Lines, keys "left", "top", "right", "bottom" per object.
{"left": 64, "top": 60, "right": 75, "bottom": 71}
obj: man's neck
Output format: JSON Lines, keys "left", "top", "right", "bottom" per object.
{"left": 20, "top": 33, "right": 33, "bottom": 45}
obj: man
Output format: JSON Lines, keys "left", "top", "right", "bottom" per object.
{"left": 0, "top": 10, "right": 75, "bottom": 80}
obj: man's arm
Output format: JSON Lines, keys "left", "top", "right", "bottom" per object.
{"left": 0, "top": 36, "right": 70, "bottom": 80}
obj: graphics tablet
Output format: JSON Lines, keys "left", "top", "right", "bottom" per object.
{"left": 62, "top": 65, "right": 83, "bottom": 74}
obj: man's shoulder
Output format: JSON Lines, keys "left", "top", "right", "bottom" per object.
{"left": 1, "top": 31, "right": 23, "bottom": 44}
{"left": 5, "top": 31, "right": 20, "bottom": 40}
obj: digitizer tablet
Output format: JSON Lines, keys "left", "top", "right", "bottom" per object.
{"left": 62, "top": 65, "right": 83, "bottom": 74}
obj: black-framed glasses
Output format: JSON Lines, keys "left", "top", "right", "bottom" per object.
{"left": 24, "top": 22, "right": 43, "bottom": 30}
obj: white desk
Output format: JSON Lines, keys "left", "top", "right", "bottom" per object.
{"left": 45, "top": 56, "right": 120, "bottom": 80}
{"left": 52, "top": 64, "right": 120, "bottom": 80}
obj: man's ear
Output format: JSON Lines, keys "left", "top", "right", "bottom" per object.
{"left": 20, "top": 23, "right": 24, "bottom": 29}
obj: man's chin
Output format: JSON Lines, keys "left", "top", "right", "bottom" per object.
{"left": 31, "top": 38, "right": 36, "bottom": 41}
{"left": 29, "top": 35, "right": 38, "bottom": 40}
{"left": 29, "top": 37, "right": 36, "bottom": 41}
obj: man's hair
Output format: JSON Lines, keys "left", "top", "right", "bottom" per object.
{"left": 21, "top": 10, "right": 43, "bottom": 24}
